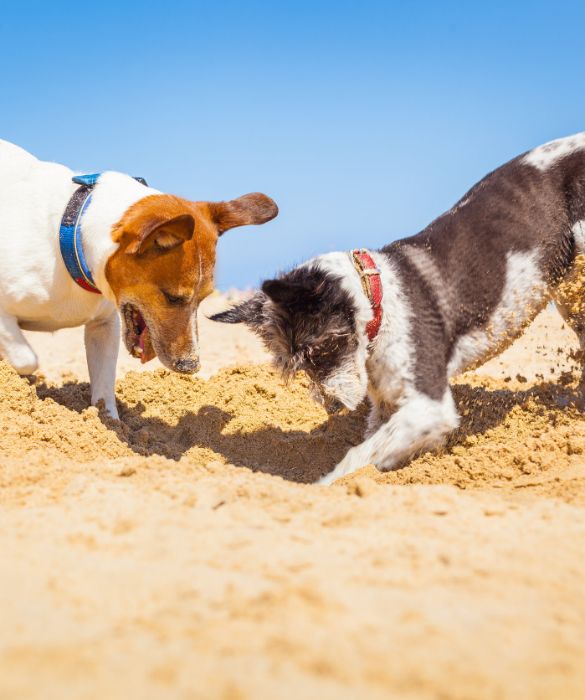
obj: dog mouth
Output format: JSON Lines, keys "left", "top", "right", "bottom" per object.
{"left": 122, "top": 303, "right": 156, "bottom": 364}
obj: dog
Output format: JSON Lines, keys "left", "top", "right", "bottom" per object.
{"left": 212, "top": 131, "right": 585, "bottom": 484}
{"left": 0, "top": 140, "right": 277, "bottom": 418}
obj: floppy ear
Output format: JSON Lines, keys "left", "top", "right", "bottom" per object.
{"left": 209, "top": 293, "right": 266, "bottom": 327}
{"left": 261, "top": 278, "right": 305, "bottom": 305}
{"left": 209, "top": 193, "right": 278, "bottom": 235}
{"left": 126, "top": 214, "right": 195, "bottom": 255}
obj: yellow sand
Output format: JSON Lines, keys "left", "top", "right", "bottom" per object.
{"left": 1, "top": 303, "right": 585, "bottom": 699}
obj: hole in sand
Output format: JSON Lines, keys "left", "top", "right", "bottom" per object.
{"left": 0, "top": 360, "right": 582, "bottom": 496}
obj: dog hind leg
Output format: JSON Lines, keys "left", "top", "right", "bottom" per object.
{"left": 554, "top": 299, "right": 585, "bottom": 383}
{"left": 554, "top": 252, "right": 585, "bottom": 384}
{"left": 0, "top": 308, "right": 38, "bottom": 374}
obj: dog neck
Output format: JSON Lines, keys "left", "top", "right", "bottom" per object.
{"left": 310, "top": 252, "right": 374, "bottom": 332}
{"left": 74, "top": 172, "right": 160, "bottom": 302}
{"left": 349, "top": 249, "right": 383, "bottom": 342}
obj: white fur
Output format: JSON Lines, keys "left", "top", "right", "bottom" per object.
{"left": 0, "top": 140, "right": 160, "bottom": 418}
{"left": 311, "top": 252, "right": 372, "bottom": 408}
{"left": 320, "top": 357, "right": 367, "bottom": 410}
{"left": 447, "top": 250, "right": 547, "bottom": 376}
{"left": 319, "top": 387, "right": 459, "bottom": 485}
{"left": 402, "top": 245, "right": 455, "bottom": 335}
{"left": 84, "top": 313, "right": 121, "bottom": 416}
{"left": 310, "top": 251, "right": 373, "bottom": 328}
{"left": 313, "top": 251, "right": 417, "bottom": 412}
{"left": 571, "top": 220, "right": 585, "bottom": 252}
{"left": 313, "top": 250, "right": 459, "bottom": 485}
{"left": 81, "top": 172, "right": 160, "bottom": 301}
{"left": 316, "top": 249, "right": 548, "bottom": 485}
{"left": 451, "top": 195, "right": 471, "bottom": 212}
{"left": 316, "top": 251, "right": 416, "bottom": 388}
{"left": 522, "top": 132, "right": 585, "bottom": 171}
{"left": 366, "top": 253, "right": 416, "bottom": 400}
{"left": 313, "top": 135, "right": 585, "bottom": 484}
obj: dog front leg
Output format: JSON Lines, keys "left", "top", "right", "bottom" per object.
{"left": 365, "top": 398, "right": 397, "bottom": 439}
{"left": 85, "top": 312, "right": 120, "bottom": 419}
{"left": 318, "top": 389, "right": 459, "bottom": 485}
{"left": 365, "top": 399, "right": 384, "bottom": 439}
{"left": 0, "top": 309, "right": 38, "bottom": 374}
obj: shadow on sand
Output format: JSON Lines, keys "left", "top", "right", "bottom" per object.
{"left": 34, "top": 376, "right": 582, "bottom": 484}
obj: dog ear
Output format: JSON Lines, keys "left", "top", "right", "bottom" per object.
{"left": 126, "top": 214, "right": 195, "bottom": 255}
{"left": 261, "top": 278, "right": 304, "bottom": 304}
{"left": 209, "top": 193, "right": 278, "bottom": 235}
{"left": 261, "top": 277, "right": 327, "bottom": 308}
{"left": 209, "top": 292, "right": 266, "bottom": 327}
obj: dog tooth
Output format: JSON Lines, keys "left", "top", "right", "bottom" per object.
{"left": 134, "top": 346, "right": 143, "bottom": 355}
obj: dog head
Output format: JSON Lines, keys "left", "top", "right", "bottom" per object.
{"left": 106, "top": 192, "right": 278, "bottom": 373}
{"left": 211, "top": 263, "right": 369, "bottom": 410}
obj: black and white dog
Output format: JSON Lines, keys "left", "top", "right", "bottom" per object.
{"left": 212, "top": 132, "right": 585, "bottom": 484}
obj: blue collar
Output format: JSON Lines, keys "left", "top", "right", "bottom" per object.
{"left": 59, "top": 173, "right": 148, "bottom": 294}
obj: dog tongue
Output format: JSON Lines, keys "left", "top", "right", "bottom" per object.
{"left": 138, "top": 326, "right": 156, "bottom": 364}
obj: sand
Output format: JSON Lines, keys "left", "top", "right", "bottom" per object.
{"left": 1, "top": 300, "right": 585, "bottom": 699}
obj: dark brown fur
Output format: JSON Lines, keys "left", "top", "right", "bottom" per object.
{"left": 382, "top": 149, "right": 583, "bottom": 397}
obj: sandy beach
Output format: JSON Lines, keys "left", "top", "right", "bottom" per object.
{"left": 1, "top": 297, "right": 585, "bottom": 699}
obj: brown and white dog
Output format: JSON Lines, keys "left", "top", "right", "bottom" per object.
{"left": 0, "top": 140, "right": 277, "bottom": 418}
{"left": 212, "top": 131, "right": 585, "bottom": 484}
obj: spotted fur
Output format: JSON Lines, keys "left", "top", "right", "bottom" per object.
{"left": 213, "top": 132, "right": 585, "bottom": 483}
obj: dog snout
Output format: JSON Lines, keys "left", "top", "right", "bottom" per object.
{"left": 310, "top": 384, "right": 343, "bottom": 414}
{"left": 173, "top": 357, "right": 200, "bottom": 374}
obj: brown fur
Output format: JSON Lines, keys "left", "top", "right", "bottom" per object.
{"left": 105, "top": 192, "right": 277, "bottom": 370}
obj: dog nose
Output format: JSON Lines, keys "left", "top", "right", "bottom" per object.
{"left": 323, "top": 394, "right": 344, "bottom": 416}
{"left": 325, "top": 398, "right": 344, "bottom": 415}
{"left": 173, "top": 358, "right": 200, "bottom": 374}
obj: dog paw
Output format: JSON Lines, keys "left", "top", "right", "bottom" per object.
{"left": 317, "top": 471, "right": 339, "bottom": 486}
{"left": 92, "top": 398, "right": 120, "bottom": 421}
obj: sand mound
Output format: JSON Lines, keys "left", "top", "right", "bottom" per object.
{"left": 3, "top": 360, "right": 585, "bottom": 501}
{"left": 1, "top": 362, "right": 366, "bottom": 485}
{"left": 2, "top": 355, "right": 585, "bottom": 699}
{"left": 374, "top": 374, "right": 585, "bottom": 504}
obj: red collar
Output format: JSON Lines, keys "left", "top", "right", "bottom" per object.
{"left": 350, "top": 249, "right": 383, "bottom": 343}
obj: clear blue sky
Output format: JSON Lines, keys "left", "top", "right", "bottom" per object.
{"left": 1, "top": 1, "right": 584, "bottom": 288}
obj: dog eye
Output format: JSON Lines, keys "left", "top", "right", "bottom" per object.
{"left": 163, "top": 291, "right": 190, "bottom": 306}
{"left": 303, "top": 346, "right": 320, "bottom": 365}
